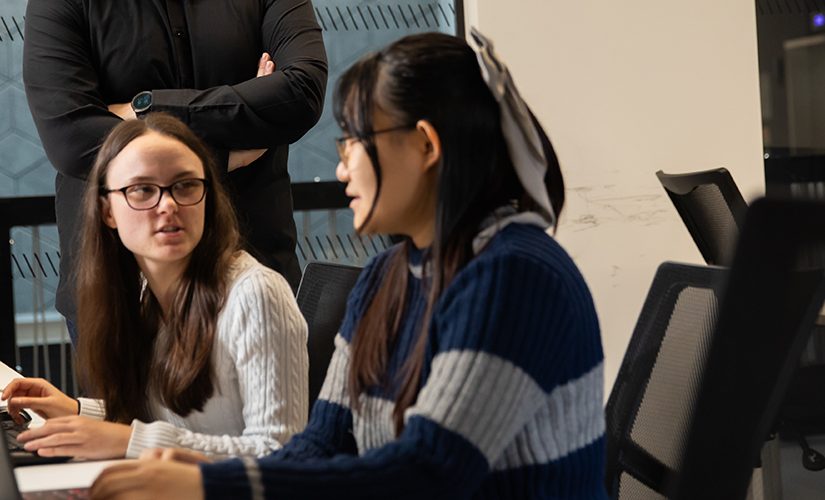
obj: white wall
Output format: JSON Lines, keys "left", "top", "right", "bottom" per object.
{"left": 465, "top": 0, "right": 765, "bottom": 393}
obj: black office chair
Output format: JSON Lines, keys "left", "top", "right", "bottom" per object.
{"left": 656, "top": 168, "right": 748, "bottom": 266}
{"left": 605, "top": 262, "right": 728, "bottom": 499}
{"left": 658, "top": 168, "right": 825, "bottom": 469}
{"left": 673, "top": 197, "right": 825, "bottom": 498}
{"left": 295, "top": 262, "right": 362, "bottom": 410}
{"left": 607, "top": 197, "right": 825, "bottom": 499}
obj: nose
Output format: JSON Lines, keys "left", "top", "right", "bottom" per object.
{"left": 335, "top": 160, "right": 349, "bottom": 183}
{"left": 156, "top": 188, "right": 179, "bottom": 213}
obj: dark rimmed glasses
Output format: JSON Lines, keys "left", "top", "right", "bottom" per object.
{"left": 334, "top": 124, "right": 416, "bottom": 165}
{"left": 101, "top": 178, "right": 209, "bottom": 210}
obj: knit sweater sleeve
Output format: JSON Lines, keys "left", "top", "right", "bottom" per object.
{"left": 126, "top": 266, "right": 309, "bottom": 459}
{"left": 199, "top": 251, "right": 604, "bottom": 499}
{"left": 77, "top": 398, "right": 106, "bottom": 420}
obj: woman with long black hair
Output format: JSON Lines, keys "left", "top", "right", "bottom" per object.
{"left": 91, "top": 30, "right": 607, "bottom": 499}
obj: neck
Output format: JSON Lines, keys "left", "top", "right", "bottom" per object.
{"left": 407, "top": 181, "right": 437, "bottom": 249}
{"left": 137, "top": 258, "right": 188, "bottom": 318}
{"left": 410, "top": 221, "right": 435, "bottom": 249}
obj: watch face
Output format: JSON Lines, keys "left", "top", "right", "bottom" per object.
{"left": 133, "top": 92, "right": 152, "bottom": 113}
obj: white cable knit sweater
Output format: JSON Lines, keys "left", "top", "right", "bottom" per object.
{"left": 77, "top": 251, "right": 309, "bottom": 459}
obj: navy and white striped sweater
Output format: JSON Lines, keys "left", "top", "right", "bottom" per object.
{"left": 201, "top": 223, "right": 608, "bottom": 499}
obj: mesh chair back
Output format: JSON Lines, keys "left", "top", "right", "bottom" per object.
{"left": 605, "top": 262, "right": 726, "bottom": 499}
{"left": 673, "top": 197, "right": 825, "bottom": 499}
{"left": 607, "top": 198, "right": 825, "bottom": 499}
{"left": 296, "top": 262, "right": 362, "bottom": 410}
{"left": 656, "top": 168, "right": 748, "bottom": 266}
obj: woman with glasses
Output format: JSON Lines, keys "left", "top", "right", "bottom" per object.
{"left": 1, "top": 113, "right": 309, "bottom": 461}
{"left": 91, "top": 31, "right": 607, "bottom": 499}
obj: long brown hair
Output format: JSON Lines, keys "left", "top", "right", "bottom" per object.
{"left": 75, "top": 113, "right": 240, "bottom": 423}
{"left": 334, "top": 33, "right": 565, "bottom": 434}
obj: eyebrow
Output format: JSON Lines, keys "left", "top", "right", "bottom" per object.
{"left": 124, "top": 170, "right": 202, "bottom": 184}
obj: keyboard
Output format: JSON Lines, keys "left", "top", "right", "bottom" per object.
{"left": 1, "top": 409, "right": 70, "bottom": 467}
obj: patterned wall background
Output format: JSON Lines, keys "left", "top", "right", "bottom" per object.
{"left": 0, "top": 0, "right": 457, "bottom": 322}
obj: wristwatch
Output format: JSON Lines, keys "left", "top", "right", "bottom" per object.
{"left": 131, "top": 90, "right": 153, "bottom": 117}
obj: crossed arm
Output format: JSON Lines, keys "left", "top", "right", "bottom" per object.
{"left": 23, "top": 0, "right": 327, "bottom": 180}
{"left": 106, "top": 54, "right": 277, "bottom": 172}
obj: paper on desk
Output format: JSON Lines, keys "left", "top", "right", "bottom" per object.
{"left": 0, "top": 360, "right": 46, "bottom": 426}
{"left": 0, "top": 359, "right": 22, "bottom": 390}
{"left": 15, "top": 459, "right": 130, "bottom": 492}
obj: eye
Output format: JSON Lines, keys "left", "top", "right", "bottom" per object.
{"left": 125, "top": 184, "right": 159, "bottom": 200}
{"left": 173, "top": 179, "right": 200, "bottom": 192}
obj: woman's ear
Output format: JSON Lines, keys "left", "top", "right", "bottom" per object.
{"left": 102, "top": 198, "right": 118, "bottom": 229}
{"left": 416, "top": 119, "right": 442, "bottom": 171}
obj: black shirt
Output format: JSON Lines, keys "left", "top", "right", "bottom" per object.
{"left": 23, "top": 0, "right": 328, "bottom": 321}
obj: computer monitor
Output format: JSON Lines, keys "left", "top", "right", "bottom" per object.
{"left": 764, "top": 153, "right": 825, "bottom": 199}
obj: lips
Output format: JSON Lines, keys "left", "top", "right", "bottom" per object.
{"left": 156, "top": 225, "right": 183, "bottom": 233}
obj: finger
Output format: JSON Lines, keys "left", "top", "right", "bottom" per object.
{"left": 6, "top": 396, "right": 52, "bottom": 412}
{"left": 91, "top": 464, "right": 146, "bottom": 499}
{"left": 35, "top": 445, "right": 86, "bottom": 458}
{"left": 139, "top": 448, "right": 164, "bottom": 461}
{"left": 256, "top": 53, "right": 269, "bottom": 77}
{"left": 23, "top": 431, "right": 84, "bottom": 451}
{"left": 18, "top": 421, "right": 77, "bottom": 441}
{"left": 257, "top": 64, "right": 274, "bottom": 77}
{"left": 12, "top": 377, "right": 48, "bottom": 390}
{"left": 3, "top": 378, "right": 46, "bottom": 400}
{"left": 257, "top": 53, "right": 274, "bottom": 77}
{"left": 1, "top": 378, "right": 25, "bottom": 400}
{"left": 4, "top": 400, "right": 26, "bottom": 423}
{"left": 6, "top": 399, "right": 42, "bottom": 424}
{"left": 165, "top": 448, "right": 211, "bottom": 464}
{"left": 160, "top": 448, "right": 205, "bottom": 464}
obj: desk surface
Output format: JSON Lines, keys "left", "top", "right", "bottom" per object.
{"left": 15, "top": 460, "right": 126, "bottom": 492}
{"left": 7, "top": 306, "right": 817, "bottom": 491}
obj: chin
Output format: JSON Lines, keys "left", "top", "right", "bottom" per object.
{"left": 356, "top": 222, "right": 384, "bottom": 237}
{"left": 352, "top": 214, "right": 368, "bottom": 231}
{"left": 154, "top": 245, "right": 196, "bottom": 262}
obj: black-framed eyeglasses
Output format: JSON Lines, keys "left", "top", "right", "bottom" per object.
{"left": 334, "top": 124, "right": 416, "bottom": 165}
{"left": 101, "top": 178, "right": 210, "bottom": 210}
